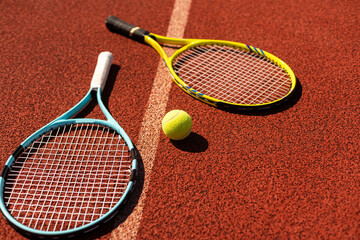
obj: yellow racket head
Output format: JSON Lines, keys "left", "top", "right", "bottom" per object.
{"left": 166, "top": 40, "right": 296, "bottom": 110}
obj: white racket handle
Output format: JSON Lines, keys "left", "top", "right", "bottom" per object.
{"left": 90, "top": 51, "right": 114, "bottom": 91}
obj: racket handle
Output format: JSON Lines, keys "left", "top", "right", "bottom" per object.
{"left": 105, "top": 15, "right": 150, "bottom": 43}
{"left": 91, "top": 51, "right": 113, "bottom": 91}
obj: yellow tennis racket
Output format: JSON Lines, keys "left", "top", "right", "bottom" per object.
{"left": 106, "top": 15, "right": 296, "bottom": 110}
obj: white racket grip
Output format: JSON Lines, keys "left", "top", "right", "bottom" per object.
{"left": 90, "top": 51, "right": 114, "bottom": 91}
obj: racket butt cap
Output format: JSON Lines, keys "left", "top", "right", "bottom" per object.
{"left": 90, "top": 52, "right": 113, "bottom": 91}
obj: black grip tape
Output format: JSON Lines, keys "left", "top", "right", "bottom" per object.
{"left": 105, "top": 15, "right": 149, "bottom": 43}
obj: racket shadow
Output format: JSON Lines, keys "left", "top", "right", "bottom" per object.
{"left": 218, "top": 77, "right": 303, "bottom": 116}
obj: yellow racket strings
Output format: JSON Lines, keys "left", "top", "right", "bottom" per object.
{"left": 172, "top": 44, "right": 292, "bottom": 105}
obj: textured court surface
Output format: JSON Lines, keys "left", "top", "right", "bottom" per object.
{"left": 0, "top": 0, "right": 359, "bottom": 239}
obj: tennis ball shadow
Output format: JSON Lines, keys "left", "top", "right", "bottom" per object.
{"left": 170, "top": 132, "right": 208, "bottom": 153}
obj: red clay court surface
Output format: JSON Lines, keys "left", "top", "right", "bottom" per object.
{"left": 0, "top": 0, "right": 359, "bottom": 239}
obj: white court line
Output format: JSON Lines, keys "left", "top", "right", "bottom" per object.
{"left": 111, "top": 0, "right": 192, "bottom": 239}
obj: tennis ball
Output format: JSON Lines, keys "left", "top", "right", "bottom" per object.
{"left": 162, "top": 110, "right": 192, "bottom": 140}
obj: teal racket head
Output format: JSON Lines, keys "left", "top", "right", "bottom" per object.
{"left": 1, "top": 120, "right": 136, "bottom": 237}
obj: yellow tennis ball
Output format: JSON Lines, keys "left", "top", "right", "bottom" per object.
{"left": 162, "top": 110, "right": 192, "bottom": 140}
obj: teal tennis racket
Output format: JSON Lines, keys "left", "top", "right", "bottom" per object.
{"left": 0, "top": 52, "right": 137, "bottom": 238}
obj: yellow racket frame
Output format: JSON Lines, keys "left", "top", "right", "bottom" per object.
{"left": 145, "top": 34, "right": 296, "bottom": 109}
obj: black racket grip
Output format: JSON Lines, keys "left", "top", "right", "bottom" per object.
{"left": 105, "top": 15, "right": 150, "bottom": 43}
